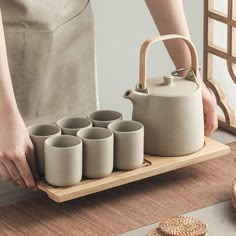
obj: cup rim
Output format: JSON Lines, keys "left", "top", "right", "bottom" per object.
{"left": 108, "top": 120, "right": 144, "bottom": 133}
{"left": 88, "top": 110, "right": 122, "bottom": 122}
{"left": 45, "top": 135, "right": 82, "bottom": 149}
{"left": 56, "top": 117, "right": 92, "bottom": 130}
{"left": 76, "top": 127, "right": 113, "bottom": 141}
{"left": 28, "top": 124, "right": 61, "bottom": 137}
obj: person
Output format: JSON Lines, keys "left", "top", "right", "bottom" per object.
{"left": 0, "top": 0, "right": 218, "bottom": 189}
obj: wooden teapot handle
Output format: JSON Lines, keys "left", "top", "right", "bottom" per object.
{"left": 138, "top": 34, "right": 199, "bottom": 90}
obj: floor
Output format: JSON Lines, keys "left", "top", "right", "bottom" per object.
{"left": 119, "top": 129, "right": 236, "bottom": 236}
{"left": 0, "top": 128, "right": 236, "bottom": 236}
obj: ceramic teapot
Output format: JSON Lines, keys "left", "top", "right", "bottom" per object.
{"left": 124, "top": 34, "right": 204, "bottom": 156}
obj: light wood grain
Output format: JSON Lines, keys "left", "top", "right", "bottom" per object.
{"left": 37, "top": 137, "right": 230, "bottom": 203}
{"left": 138, "top": 35, "right": 198, "bottom": 90}
{"left": 1, "top": 141, "right": 235, "bottom": 236}
{"left": 208, "top": 9, "right": 228, "bottom": 21}
{"left": 206, "top": 79, "right": 236, "bottom": 126}
{"left": 204, "top": 0, "right": 236, "bottom": 134}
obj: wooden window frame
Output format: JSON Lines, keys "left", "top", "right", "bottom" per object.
{"left": 204, "top": 0, "right": 236, "bottom": 134}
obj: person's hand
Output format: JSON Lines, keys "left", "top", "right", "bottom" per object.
{"left": 0, "top": 10, "right": 38, "bottom": 189}
{"left": 0, "top": 111, "right": 38, "bottom": 188}
{"left": 197, "top": 74, "right": 218, "bottom": 136}
{"left": 176, "top": 70, "right": 218, "bottom": 136}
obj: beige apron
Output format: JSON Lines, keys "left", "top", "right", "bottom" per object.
{"left": 0, "top": 0, "right": 98, "bottom": 126}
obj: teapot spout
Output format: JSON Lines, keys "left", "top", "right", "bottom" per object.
{"left": 123, "top": 89, "right": 135, "bottom": 102}
{"left": 124, "top": 89, "right": 149, "bottom": 105}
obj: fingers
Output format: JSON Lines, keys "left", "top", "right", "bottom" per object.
{"left": 13, "top": 153, "right": 36, "bottom": 189}
{"left": 204, "top": 105, "right": 218, "bottom": 137}
{"left": 0, "top": 161, "right": 11, "bottom": 182}
{"left": 2, "top": 160, "right": 26, "bottom": 186}
{"left": 26, "top": 142, "right": 39, "bottom": 180}
{"left": 204, "top": 120, "right": 217, "bottom": 136}
{"left": 0, "top": 162, "right": 20, "bottom": 186}
{"left": 205, "top": 126, "right": 216, "bottom": 137}
{"left": 0, "top": 141, "right": 37, "bottom": 189}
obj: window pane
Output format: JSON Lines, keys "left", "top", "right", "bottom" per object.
{"left": 233, "top": 0, "right": 236, "bottom": 20}
{"left": 210, "top": 0, "right": 228, "bottom": 16}
{"left": 208, "top": 19, "right": 228, "bottom": 52}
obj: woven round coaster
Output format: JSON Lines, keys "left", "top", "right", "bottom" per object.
{"left": 158, "top": 216, "right": 208, "bottom": 236}
{"left": 147, "top": 228, "right": 208, "bottom": 236}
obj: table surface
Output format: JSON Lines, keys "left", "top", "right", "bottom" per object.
{"left": 0, "top": 128, "right": 236, "bottom": 236}
{"left": 119, "top": 201, "right": 236, "bottom": 236}
{"left": 119, "top": 129, "right": 236, "bottom": 236}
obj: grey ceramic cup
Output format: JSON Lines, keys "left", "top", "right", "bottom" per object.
{"left": 88, "top": 110, "right": 122, "bottom": 128}
{"left": 108, "top": 120, "right": 144, "bottom": 170}
{"left": 28, "top": 124, "right": 61, "bottom": 176}
{"left": 45, "top": 135, "right": 83, "bottom": 187}
{"left": 77, "top": 127, "right": 114, "bottom": 178}
{"left": 56, "top": 117, "right": 92, "bottom": 135}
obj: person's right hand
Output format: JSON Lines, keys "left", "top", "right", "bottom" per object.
{"left": 0, "top": 111, "right": 38, "bottom": 188}
{"left": 196, "top": 74, "right": 218, "bottom": 136}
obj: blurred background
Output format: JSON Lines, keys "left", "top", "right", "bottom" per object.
{"left": 91, "top": 0, "right": 204, "bottom": 117}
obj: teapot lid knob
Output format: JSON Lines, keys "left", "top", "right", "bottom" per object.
{"left": 164, "top": 76, "right": 174, "bottom": 86}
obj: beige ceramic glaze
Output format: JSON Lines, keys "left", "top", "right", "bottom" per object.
{"left": 45, "top": 135, "right": 82, "bottom": 187}
{"left": 77, "top": 127, "right": 114, "bottom": 178}
{"left": 28, "top": 124, "right": 61, "bottom": 176}
{"left": 57, "top": 117, "right": 92, "bottom": 135}
{"left": 88, "top": 110, "right": 122, "bottom": 128}
{"left": 124, "top": 35, "right": 204, "bottom": 156}
{"left": 108, "top": 120, "right": 144, "bottom": 170}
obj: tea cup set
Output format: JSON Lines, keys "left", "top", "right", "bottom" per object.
{"left": 29, "top": 34, "right": 205, "bottom": 188}
{"left": 28, "top": 110, "right": 144, "bottom": 187}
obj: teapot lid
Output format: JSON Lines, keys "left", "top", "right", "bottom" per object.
{"left": 146, "top": 74, "right": 199, "bottom": 97}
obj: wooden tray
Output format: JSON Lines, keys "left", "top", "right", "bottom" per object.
{"left": 37, "top": 137, "right": 230, "bottom": 203}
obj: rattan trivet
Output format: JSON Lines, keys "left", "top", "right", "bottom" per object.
{"left": 158, "top": 216, "right": 208, "bottom": 236}
{"left": 147, "top": 228, "right": 208, "bottom": 236}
